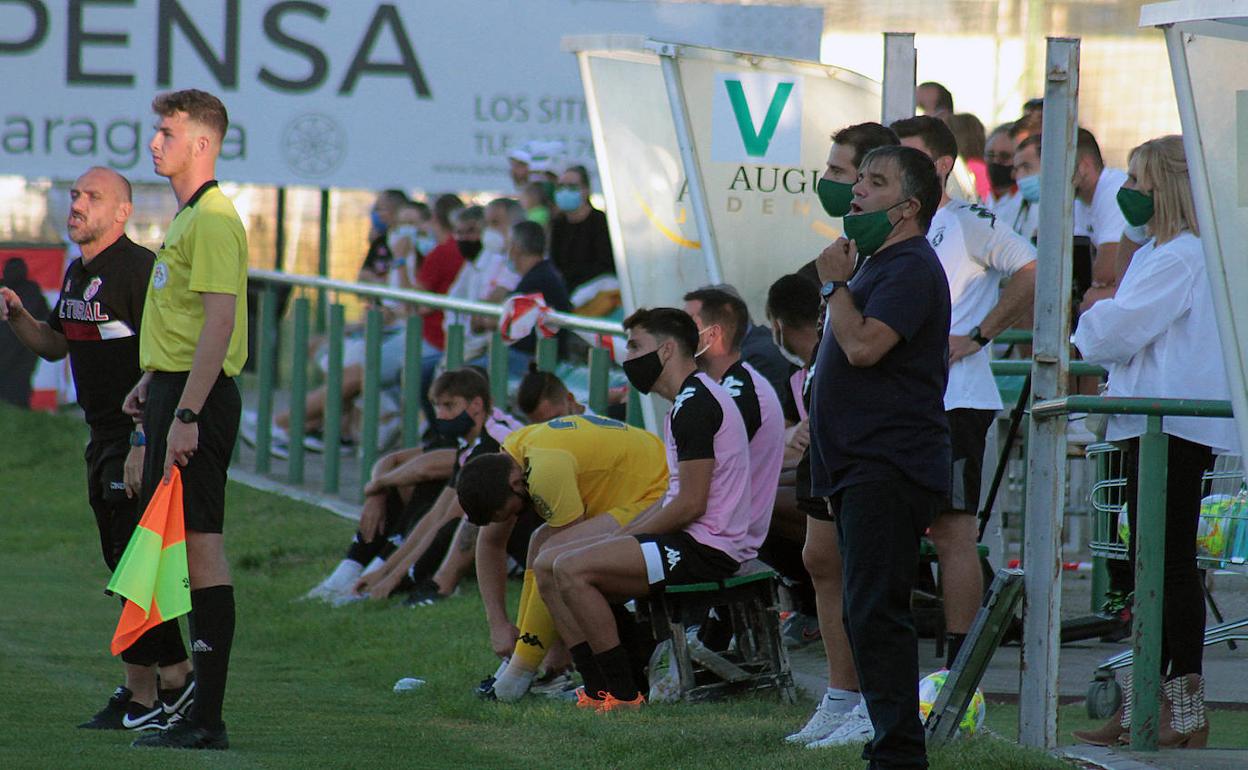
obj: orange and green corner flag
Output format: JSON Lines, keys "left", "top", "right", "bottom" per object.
{"left": 106, "top": 467, "right": 191, "bottom": 655}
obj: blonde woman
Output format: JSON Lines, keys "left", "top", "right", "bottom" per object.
{"left": 1072, "top": 135, "right": 1238, "bottom": 749}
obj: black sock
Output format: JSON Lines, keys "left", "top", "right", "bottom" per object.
{"left": 570, "top": 642, "right": 606, "bottom": 697}
{"left": 187, "top": 586, "right": 235, "bottom": 730}
{"left": 594, "top": 645, "right": 638, "bottom": 700}
{"left": 946, "top": 632, "right": 967, "bottom": 669}
{"left": 345, "top": 532, "right": 383, "bottom": 566}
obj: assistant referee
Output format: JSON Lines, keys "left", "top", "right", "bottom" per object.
{"left": 123, "top": 89, "right": 248, "bottom": 751}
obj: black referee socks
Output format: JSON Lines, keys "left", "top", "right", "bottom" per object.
{"left": 570, "top": 642, "right": 606, "bottom": 697}
{"left": 187, "top": 585, "right": 235, "bottom": 730}
{"left": 594, "top": 645, "right": 639, "bottom": 701}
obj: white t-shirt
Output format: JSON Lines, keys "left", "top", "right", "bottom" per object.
{"left": 1073, "top": 232, "right": 1239, "bottom": 453}
{"left": 928, "top": 201, "right": 1037, "bottom": 411}
{"left": 1074, "top": 167, "right": 1128, "bottom": 248}
{"left": 444, "top": 249, "right": 520, "bottom": 361}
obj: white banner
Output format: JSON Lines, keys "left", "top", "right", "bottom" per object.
{"left": 0, "top": 0, "right": 822, "bottom": 191}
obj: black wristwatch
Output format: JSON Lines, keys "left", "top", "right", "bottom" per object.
{"left": 968, "top": 326, "right": 992, "bottom": 347}
{"left": 820, "top": 280, "right": 850, "bottom": 299}
{"left": 175, "top": 408, "right": 200, "bottom": 424}
{"left": 129, "top": 430, "right": 146, "bottom": 447}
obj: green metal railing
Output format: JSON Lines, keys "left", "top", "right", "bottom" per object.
{"left": 1031, "top": 395, "right": 1235, "bottom": 751}
{"left": 247, "top": 270, "right": 632, "bottom": 501}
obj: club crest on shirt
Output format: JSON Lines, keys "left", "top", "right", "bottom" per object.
{"left": 152, "top": 263, "right": 168, "bottom": 290}
{"left": 83, "top": 276, "right": 103, "bottom": 301}
{"left": 721, "top": 375, "right": 744, "bottom": 398}
{"left": 672, "top": 386, "right": 696, "bottom": 417}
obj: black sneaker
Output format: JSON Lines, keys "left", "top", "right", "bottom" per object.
{"left": 122, "top": 700, "right": 169, "bottom": 732}
{"left": 404, "top": 578, "right": 453, "bottom": 607}
{"left": 132, "top": 720, "right": 228, "bottom": 750}
{"left": 78, "top": 686, "right": 132, "bottom": 729}
{"left": 475, "top": 675, "right": 498, "bottom": 701}
{"left": 159, "top": 674, "right": 196, "bottom": 719}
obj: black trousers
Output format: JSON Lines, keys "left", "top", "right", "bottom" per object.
{"left": 1122, "top": 435, "right": 1214, "bottom": 678}
{"left": 835, "top": 477, "right": 940, "bottom": 770}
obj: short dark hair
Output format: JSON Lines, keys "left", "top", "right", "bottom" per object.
{"left": 152, "top": 89, "right": 228, "bottom": 140}
{"left": 1076, "top": 127, "right": 1104, "bottom": 170}
{"left": 766, "top": 274, "right": 821, "bottom": 329}
{"left": 1017, "top": 134, "right": 1043, "bottom": 157}
{"left": 622, "top": 307, "right": 700, "bottom": 358}
{"left": 408, "top": 201, "right": 431, "bottom": 219}
{"left": 457, "top": 452, "right": 519, "bottom": 526}
{"left": 919, "top": 81, "right": 954, "bottom": 113}
{"left": 831, "top": 122, "right": 900, "bottom": 170}
{"left": 516, "top": 363, "right": 570, "bottom": 417}
{"left": 1007, "top": 119, "right": 1030, "bottom": 140}
{"left": 429, "top": 367, "right": 492, "bottom": 412}
{"left": 683, "top": 287, "right": 748, "bottom": 352}
{"left": 433, "top": 193, "right": 465, "bottom": 231}
{"left": 564, "top": 165, "right": 591, "bottom": 188}
{"left": 890, "top": 115, "right": 959, "bottom": 163}
{"left": 859, "top": 145, "right": 942, "bottom": 233}
{"left": 511, "top": 220, "right": 546, "bottom": 257}
{"left": 380, "top": 189, "right": 410, "bottom": 208}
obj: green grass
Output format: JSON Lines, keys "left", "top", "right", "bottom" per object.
{"left": 0, "top": 405, "right": 1077, "bottom": 769}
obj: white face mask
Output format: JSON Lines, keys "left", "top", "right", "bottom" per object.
{"left": 482, "top": 228, "right": 507, "bottom": 255}
{"left": 773, "top": 325, "right": 807, "bottom": 368}
{"left": 694, "top": 324, "right": 719, "bottom": 359}
{"left": 388, "top": 225, "right": 420, "bottom": 253}
{"left": 415, "top": 233, "right": 438, "bottom": 255}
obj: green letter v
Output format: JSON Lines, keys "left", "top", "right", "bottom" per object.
{"left": 725, "top": 79, "right": 794, "bottom": 158}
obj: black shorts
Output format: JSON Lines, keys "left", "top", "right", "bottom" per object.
{"left": 947, "top": 408, "right": 997, "bottom": 513}
{"left": 86, "top": 435, "right": 140, "bottom": 571}
{"left": 142, "top": 371, "right": 241, "bottom": 534}
{"left": 796, "top": 449, "right": 833, "bottom": 521}
{"left": 635, "top": 531, "right": 738, "bottom": 591}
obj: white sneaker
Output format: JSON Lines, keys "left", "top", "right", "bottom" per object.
{"left": 806, "top": 703, "right": 873, "bottom": 749}
{"left": 304, "top": 560, "right": 363, "bottom": 602}
{"left": 784, "top": 695, "right": 858, "bottom": 744}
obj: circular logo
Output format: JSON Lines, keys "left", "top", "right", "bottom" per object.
{"left": 153, "top": 263, "right": 168, "bottom": 290}
{"left": 282, "top": 114, "right": 346, "bottom": 179}
{"left": 83, "top": 276, "right": 103, "bottom": 301}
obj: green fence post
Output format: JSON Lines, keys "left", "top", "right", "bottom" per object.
{"left": 626, "top": 386, "right": 644, "bottom": 428}
{"left": 323, "top": 303, "right": 345, "bottom": 495}
{"left": 402, "top": 315, "right": 424, "bottom": 447}
{"left": 445, "top": 324, "right": 465, "bottom": 370}
{"left": 588, "top": 347, "right": 609, "bottom": 415}
{"left": 536, "top": 337, "right": 558, "bottom": 373}
{"left": 315, "top": 188, "right": 330, "bottom": 333}
{"left": 1130, "top": 415, "right": 1168, "bottom": 751}
{"left": 287, "top": 297, "right": 309, "bottom": 485}
{"left": 254, "top": 284, "right": 277, "bottom": 474}
{"left": 488, "top": 332, "right": 509, "bottom": 409}
{"left": 360, "top": 308, "right": 383, "bottom": 501}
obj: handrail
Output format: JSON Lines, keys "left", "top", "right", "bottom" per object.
{"left": 994, "top": 329, "right": 1033, "bottom": 345}
{"left": 990, "top": 360, "right": 1106, "bottom": 378}
{"left": 248, "top": 269, "right": 625, "bottom": 337}
{"left": 1031, "top": 395, "right": 1235, "bottom": 419}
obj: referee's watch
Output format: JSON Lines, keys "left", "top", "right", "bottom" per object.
{"left": 175, "top": 408, "right": 200, "bottom": 424}
{"left": 820, "top": 280, "right": 850, "bottom": 299}
{"left": 129, "top": 430, "right": 146, "bottom": 447}
{"left": 968, "top": 325, "right": 992, "bottom": 347}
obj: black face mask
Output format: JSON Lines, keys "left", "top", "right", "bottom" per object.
{"left": 434, "top": 409, "right": 475, "bottom": 440}
{"left": 987, "top": 162, "right": 1014, "bottom": 190}
{"left": 623, "top": 349, "right": 665, "bottom": 395}
{"left": 456, "top": 239, "right": 483, "bottom": 262}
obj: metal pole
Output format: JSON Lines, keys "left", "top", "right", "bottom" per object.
{"left": 316, "top": 188, "right": 330, "bottom": 333}
{"left": 287, "top": 297, "right": 309, "bottom": 485}
{"left": 536, "top": 337, "right": 558, "bottom": 373}
{"left": 1019, "top": 36, "right": 1079, "bottom": 751}
{"left": 488, "top": 332, "right": 509, "bottom": 411}
{"left": 360, "top": 308, "right": 383, "bottom": 501}
{"left": 274, "top": 186, "right": 287, "bottom": 272}
{"left": 656, "top": 44, "right": 723, "bottom": 285}
{"left": 1131, "top": 416, "right": 1168, "bottom": 751}
{"left": 323, "top": 303, "right": 344, "bottom": 495}
{"left": 254, "top": 284, "right": 277, "bottom": 475}
{"left": 402, "top": 315, "right": 424, "bottom": 448}
{"left": 882, "top": 32, "right": 917, "bottom": 124}
{"left": 588, "top": 347, "right": 610, "bottom": 415}
{"left": 445, "top": 324, "right": 465, "bottom": 370}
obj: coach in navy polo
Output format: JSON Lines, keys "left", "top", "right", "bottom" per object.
{"left": 808, "top": 145, "right": 952, "bottom": 769}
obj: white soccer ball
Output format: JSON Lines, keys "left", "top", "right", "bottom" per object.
{"left": 918, "top": 669, "right": 986, "bottom": 737}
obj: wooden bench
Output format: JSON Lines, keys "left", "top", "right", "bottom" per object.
{"left": 636, "top": 560, "right": 796, "bottom": 703}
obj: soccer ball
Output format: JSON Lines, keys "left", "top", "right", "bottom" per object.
{"left": 918, "top": 669, "right": 986, "bottom": 737}
{"left": 1197, "top": 494, "right": 1236, "bottom": 559}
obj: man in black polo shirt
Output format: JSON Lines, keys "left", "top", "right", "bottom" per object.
{"left": 0, "top": 166, "right": 193, "bottom": 732}
{"left": 808, "top": 146, "right": 951, "bottom": 768}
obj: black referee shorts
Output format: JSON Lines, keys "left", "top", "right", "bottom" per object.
{"left": 142, "top": 371, "right": 241, "bottom": 534}
{"left": 85, "top": 435, "right": 140, "bottom": 571}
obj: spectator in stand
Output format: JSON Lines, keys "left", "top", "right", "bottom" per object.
{"left": 916, "top": 82, "right": 954, "bottom": 120}
{"left": 1072, "top": 128, "right": 1129, "bottom": 311}
{"left": 1010, "top": 134, "right": 1042, "bottom": 241}
{"left": 984, "top": 123, "right": 1020, "bottom": 218}
{"left": 549, "top": 165, "right": 615, "bottom": 299}
{"left": 0, "top": 257, "right": 49, "bottom": 407}
{"left": 419, "top": 195, "right": 468, "bottom": 355}
{"left": 947, "top": 113, "right": 989, "bottom": 202}
{"left": 521, "top": 180, "right": 555, "bottom": 230}
{"left": 445, "top": 199, "right": 523, "bottom": 364}
{"left": 1072, "top": 135, "right": 1237, "bottom": 751}
{"left": 359, "top": 189, "right": 409, "bottom": 284}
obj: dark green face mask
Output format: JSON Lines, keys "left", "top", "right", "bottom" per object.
{"left": 1116, "top": 186, "right": 1155, "bottom": 228}
{"left": 842, "top": 200, "right": 907, "bottom": 256}
{"left": 816, "top": 178, "right": 855, "bottom": 218}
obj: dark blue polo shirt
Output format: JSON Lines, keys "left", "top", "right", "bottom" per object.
{"left": 808, "top": 235, "right": 952, "bottom": 497}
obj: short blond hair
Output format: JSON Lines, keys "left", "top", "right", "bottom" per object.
{"left": 1128, "top": 135, "right": 1198, "bottom": 244}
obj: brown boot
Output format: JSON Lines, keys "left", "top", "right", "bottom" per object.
{"left": 1159, "top": 674, "right": 1209, "bottom": 749}
{"left": 1073, "top": 671, "right": 1131, "bottom": 746}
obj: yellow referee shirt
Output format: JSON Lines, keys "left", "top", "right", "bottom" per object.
{"left": 140, "top": 181, "right": 249, "bottom": 376}
{"left": 503, "top": 414, "right": 669, "bottom": 528}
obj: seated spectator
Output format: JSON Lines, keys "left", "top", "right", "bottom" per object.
{"left": 1072, "top": 135, "right": 1237, "bottom": 750}
{"left": 521, "top": 181, "right": 554, "bottom": 229}
{"left": 444, "top": 203, "right": 520, "bottom": 363}
{"left": 549, "top": 165, "right": 616, "bottom": 303}
{"left": 1010, "top": 135, "right": 1041, "bottom": 241}
{"left": 544, "top": 308, "right": 753, "bottom": 712}
{"left": 983, "top": 123, "right": 1020, "bottom": 220}
{"left": 359, "top": 189, "right": 409, "bottom": 284}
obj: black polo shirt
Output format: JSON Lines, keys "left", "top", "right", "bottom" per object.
{"left": 48, "top": 234, "right": 154, "bottom": 441}
{"left": 808, "top": 235, "right": 952, "bottom": 497}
